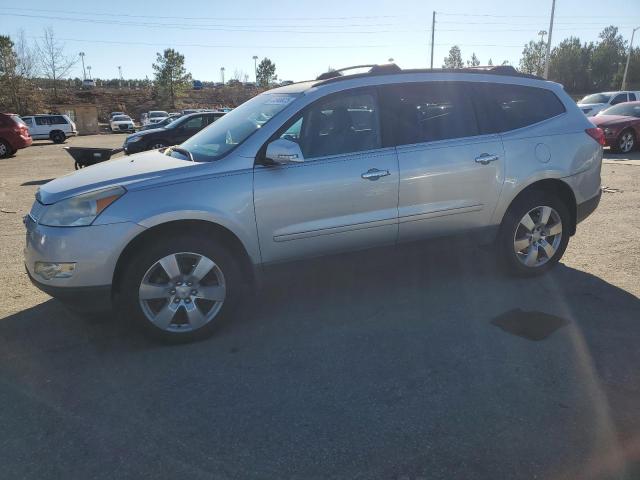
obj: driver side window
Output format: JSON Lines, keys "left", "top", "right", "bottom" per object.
{"left": 280, "top": 91, "right": 381, "bottom": 160}
{"left": 611, "top": 93, "right": 628, "bottom": 105}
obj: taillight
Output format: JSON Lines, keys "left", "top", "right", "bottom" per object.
{"left": 586, "top": 127, "right": 606, "bottom": 146}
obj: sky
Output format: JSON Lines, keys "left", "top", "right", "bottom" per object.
{"left": 2, "top": 0, "right": 640, "bottom": 82}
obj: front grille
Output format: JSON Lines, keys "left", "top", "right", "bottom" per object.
{"left": 119, "top": 124, "right": 130, "bottom": 130}
{"left": 29, "top": 200, "right": 46, "bottom": 222}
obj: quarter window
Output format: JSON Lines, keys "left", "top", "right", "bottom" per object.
{"left": 474, "top": 84, "right": 566, "bottom": 132}
{"left": 35, "top": 117, "right": 51, "bottom": 126}
{"left": 281, "top": 91, "right": 381, "bottom": 159}
{"left": 381, "top": 82, "right": 478, "bottom": 145}
{"left": 50, "top": 115, "right": 68, "bottom": 124}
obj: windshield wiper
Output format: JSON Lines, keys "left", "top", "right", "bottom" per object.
{"left": 166, "top": 146, "right": 194, "bottom": 162}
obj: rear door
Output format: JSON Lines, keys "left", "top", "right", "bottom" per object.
{"left": 380, "top": 81, "right": 505, "bottom": 242}
{"left": 254, "top": 88, "right": 399, "bottom": 263}
{"left": 33, "top": 116, "right": 51, "bottom": 138}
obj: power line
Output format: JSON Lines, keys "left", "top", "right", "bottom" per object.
{"left": 438, "top": 11, "right": 640, "bottom": 19}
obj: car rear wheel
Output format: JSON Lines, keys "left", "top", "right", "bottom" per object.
{"left": 118, "top": 234, "right": 243, "bottom": 343}
{"left": 497, "top": 191, "right": 571, "bottom": 276}
{"left": 0, "top": 140, "right": 12, "bottom": 158}
{"left": 50, "top": 131, "right": 66, "bottom": 144}
{"left": 615, "top": 130, "right": 635, "bottom": 154}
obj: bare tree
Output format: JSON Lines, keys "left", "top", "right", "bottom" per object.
{"left": 15, "top": 29, "right": 37, "bottom": 79}
{"left": 36, "top": 27, "right": 76, "bottom": 100}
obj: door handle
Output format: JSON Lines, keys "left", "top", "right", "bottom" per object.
{"left": 475, "top": 153, "right": 499, "bottom": 165}
{"left": 361, "top": 168, "right": 390, "bottom": 181}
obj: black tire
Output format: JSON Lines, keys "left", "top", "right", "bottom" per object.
{"left": 0, "top": 139, "right": 12, "bottom": 158}
{"left": 612, "top": 129, "right": 635, "bottom": 154}
{"left": 50, "top": 131, "right": 66, "bottom": 144}
{"left": 118, "top": 234, "right": 244, "bottom": 343}
{"left": 497, "top": 190, "right": 571, "bottom": 276}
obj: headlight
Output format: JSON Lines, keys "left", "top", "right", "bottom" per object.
{"left": 127, "top": 135, "right": 142, "bottom": 143}
{"left": 39, "top": 186, "right": 125, "bottom": 227}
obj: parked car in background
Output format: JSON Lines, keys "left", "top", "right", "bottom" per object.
{"left": 82, "top": 79, "right": 96, "bottom": 89}
{"left": 20, "top": 114, "right": 77, "bottom": 144}
{"left": 144, "top": 111, "right": 170, "bottom": 126}
{"left": 577, "top": 91, "right": 640, "bottom": 117}
{"left": 139, "top": 116, "right": 175, "bottom": 131}
{"left": 124, "top": 111, "right": 225, "bottom": 154}
{"left": 0, "top": 113, "right": 32, "bottom": 158}
{"left": 590, "top": 101, "right": 640, "bottom": 153}
{"left": 25, "top": 64, "right": 603, "bottom": 342}
{"left": 193, "top": 80, "right": 203, "bottom": 90}
{"left": 109, "top": 115, "right": 136, "bottom": 133}
{"left": 169, "top": 112, "right": 182, "bottom": 118}
{"left": 110, "top": 111, "right": 126, "bottom": 119}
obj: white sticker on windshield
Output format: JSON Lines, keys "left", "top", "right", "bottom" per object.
{"left": 264, "top": 96, "right": 295, "bottom": 106}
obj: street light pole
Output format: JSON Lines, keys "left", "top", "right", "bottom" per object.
{"left": 622, "top": 26, "right": 640, "bottom": 90}
{"left": 221, "top": 67, "right": 225, "bottom": 84}
{"left": 87, "top": 66, "right": 92, "bottom": 80}
{"left": 543, "top": 0, "right": 556, "bottom": 79}
{"left": 79, "top": 52, "right": 86, "bottom": 80}
{"left": 430, "top": 11, "right": 436, "bottom": 69}
{"left": 252, "top": 55, "right": 258, "bottom": 82}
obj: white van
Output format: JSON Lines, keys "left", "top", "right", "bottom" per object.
{"left": 20, "top": 114, "right": 77, "bottom": 143}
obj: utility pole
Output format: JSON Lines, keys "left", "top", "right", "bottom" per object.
{"left": 537, "top": 30, "right": 547, "bottom": 75}
{"left": 118, "top": 66, "right": 123, "bottom": 88}
{"left": 79, "top": 52, "right": 86, "bottom": 80}
{"left": 221, "top": 67, "right": 225, "bottom": 84}
{"left": 430, "top": 11, "right": 436, "bottom": 69}
{"left": 622, "top": 26, "right": 640, "bottom": 90}
{"left": 252, "top": 55, "right": 258, "bottom": 82}
{"left": 543, "top": 0, "right": 555, "bottom": 79}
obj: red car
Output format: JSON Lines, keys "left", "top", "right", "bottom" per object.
{"left": 0, "top": 113, "right": 32, "bottom": 158}
{"left": 589, "top": 101, "right": 640, "bottom": 154}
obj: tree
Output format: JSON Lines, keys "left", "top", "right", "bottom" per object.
{"left": 591, "top": 26, "right": 627, "bottom": 90}
{"left": 0, "top": 34, "right": 42, "bottom": 114}
{"left": 467, "top": 52, "right": 480, "bottom": 67}
{"left": 443, "top": 46, "right": 463, "bottom": 68}
{"left": 519, "top": 38, "right": 547, "bottom": 76}
{"left": 487, "top": 58, "right": 493, "bottom": 66}
{"left": 36, "top": 27, "right": 76, "bottom": 100}
{"left": 256, "top": 58, "right": 276, "bottom": 87}
{"left": 548, "top": 37, "right": 592, "bottom": 92}
{"left": 152, "top": 48, "right": 192, "bottom": 108}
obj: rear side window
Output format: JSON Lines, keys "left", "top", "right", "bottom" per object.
{"left": 473, "top": 83, "right": 566, "bottom": 133}
{"left": 629, "top": 93, "right": 637, "bottom": 101}
{"left": 380, "top": 82, "right": 478, "bottom": 146}
{"left": 35, "top": 117, "right": 51, "bottom": 126}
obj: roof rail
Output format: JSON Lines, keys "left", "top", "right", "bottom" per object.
{"left": 313, "top": 63, "right": 543, "bottom": 86}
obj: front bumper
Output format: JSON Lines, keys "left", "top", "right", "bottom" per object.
{"left": 24, "top": 215, "right": 145, "bottom": 299}
{"left": 27, "top": 268, "right": 112, "bottom": 312}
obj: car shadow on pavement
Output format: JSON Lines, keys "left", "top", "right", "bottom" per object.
{"left": 1, "top": 239, "right": 639, "bottom": 479}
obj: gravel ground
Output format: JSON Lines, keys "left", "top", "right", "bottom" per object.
{"left": 0, "top": 135, "right": 639, "bottom": 480}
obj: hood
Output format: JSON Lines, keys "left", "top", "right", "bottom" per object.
{"left": 37, "top": 150, "right": 199, "bottom": 205}
{"left": 590, "top": 114, "right": 636, "bottom": 127}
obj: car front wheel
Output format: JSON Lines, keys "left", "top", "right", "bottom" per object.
{"left": 51, "top": 131, "right": 66, "bottom": 144}
{"left": 0, "top": 140, "right": 12, "bottom": 158}
{"left": 497, "top": 191, "right": 571, "bottom": 276}
{"left": 615, "top": 130, "right": 635, "bottom": 154}
{"left": 119, "top": 234, "right": 243, "bottom": 342}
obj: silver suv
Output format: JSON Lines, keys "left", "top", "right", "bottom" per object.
{"left": 24, "top": 65, "right": 603, "bottom": 342}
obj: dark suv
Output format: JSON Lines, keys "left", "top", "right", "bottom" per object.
{"left": 0, "top": 113, "right": 32, "bottom": 158}
{"left": 124, "top": 112, "right": 225, "bottom": 154}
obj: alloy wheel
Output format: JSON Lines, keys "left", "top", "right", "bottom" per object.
{"left": 138, "top": 252, "right": 226, "bottom": 332}
{"left": 0, "top": 143, "right": 7, "bottom": 157}
{"left": 619, "top": 132, "right": 634, "bottom": 153}
{"left": 513, "top": 206, "right": 563, "bottom": 267}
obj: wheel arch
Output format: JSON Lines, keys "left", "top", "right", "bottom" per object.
{"left": 49, "top": 129, "right": 65, "bottom": 138}
{"left": 501, "top": 178, "right": 577, "bottom": 236}
{"left": 112, "top": 219, "right": 257, "bottom": 298}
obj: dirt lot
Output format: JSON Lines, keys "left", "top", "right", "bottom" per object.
{"left": 1, "top": 135, "right": 639, "bottom": 479}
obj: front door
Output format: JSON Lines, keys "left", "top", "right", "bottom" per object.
{"left": 254, "top": 89, "right": 399, "bottom": 264}
{"left": 380, "top": 82, "right": 504, "bottom": 242}
{"left": 175, "top": 115, "right": 206, "bottom": 144}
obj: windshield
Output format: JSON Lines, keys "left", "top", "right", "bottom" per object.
{"left": 113, "top": 116, "right": 131, "bottom": 121}
{"left": 12, "top": 115, "right": 27, "bottom": 126}
{"left": 580, "top": 93, "right": 611, "bottom": 104}
{"left": 179, "top": 93, "right": 300, "bottom": 161}
{"left": 150, "top": 111, "right": 168, "bottom": 118}
{"left": 598, "top": 103, "right": 640, "bottom": 117}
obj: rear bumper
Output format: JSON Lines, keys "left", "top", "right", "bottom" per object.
{"left": 27, "top": 268, "right": 112, "bottom": 312}
{"left": 576, "top": 189, "right": 601, "bottom": 224}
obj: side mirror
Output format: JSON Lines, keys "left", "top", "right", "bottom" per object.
{"left": 265, "top": 138, "right": 304, "bottom": 165}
